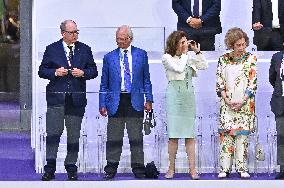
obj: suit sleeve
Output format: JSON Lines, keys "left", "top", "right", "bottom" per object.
{"left": 200, "top": 0, "right": 221, "bottom": 23}
{"left": 172, "top": 0, "right": 191, "bottom": 23}
{"left": 143, "top": 51, "right": 154, "bottom": 103}
{"left": 99, "top": 56, "right": 109, "bottom": 109}
{"left": 82, "top": 46, "right": 98, "bottom": 80}
{"left": 38, "top": 46, "right": 56, "bottom": 80}
{"left": 252, "top": 0, "right": 261, "bottom": 24}
{"left": 269, "top": 54, "right": 277, "bottom": 88}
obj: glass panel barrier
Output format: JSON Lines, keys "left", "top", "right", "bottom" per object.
{"left": 32, "top": 91, "right": 278, "bottom": 176}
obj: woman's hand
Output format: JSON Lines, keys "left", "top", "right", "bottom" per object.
{"left": 188, "top": 40, "right": 200, "bottom": 53}
{"left": 224, "top": 97, "right": 234, "bottom": 109}
{"left": 231, "top": 101, "right": 243, "bottom": 112}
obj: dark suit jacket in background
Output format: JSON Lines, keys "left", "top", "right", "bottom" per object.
{"left": 172, "top": 0, "right": 222, "bottom": 36}
{"left": 38, "top": 39, "right": 98, "bottom": 109}
{"left": 269, "top": 51, "right": 284, "bottom": 116}
{"left": 252, "top": 0, "right": 284, "bottom": 47}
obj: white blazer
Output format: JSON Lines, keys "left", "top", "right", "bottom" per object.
{"left": 162, "top": 52, "right": 208, "bottom": 81}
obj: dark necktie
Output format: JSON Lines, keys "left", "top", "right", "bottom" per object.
{"left": 67, "top": 46, "right": 73, "bottom": 67}
{"left": 193, "top": 0, "right": 199, "bottom": 17}
{"left": 123, "top": 50, "right": 131, "bottom": 92}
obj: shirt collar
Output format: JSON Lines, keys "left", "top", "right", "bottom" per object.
{"left": 120, "top": 46, "right": 132, "bottom": 55}
{"left": 63, "top": 41, "right": 75, "bottom": 50}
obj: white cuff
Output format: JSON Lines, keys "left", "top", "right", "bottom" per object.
{"left": 186, "top": 16, "right": 192, "bottom": 23}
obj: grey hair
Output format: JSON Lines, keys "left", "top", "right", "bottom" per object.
{"left": 60, "top": 20, "right": 76, "bottom": 31}
{"left": 116, "top": 25, "right": 133, "bottom": 40}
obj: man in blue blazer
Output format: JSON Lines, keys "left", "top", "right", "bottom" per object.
{"left": 253, "top": 0, "right": 284, "bottom": 50}
{"left": 172, "top": 0, "right": 222, "bottom": 51}
{"left": 269, "top": 51, "right": 284, "bottom": 179}
{"left": 38, "top": 20, "right": 97, "bottom": 181}
{"left": 99, "top": 25, "right": 153, "bottom": 180}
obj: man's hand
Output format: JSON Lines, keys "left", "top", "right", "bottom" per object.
{"left": 144, "top": 102, "right": 152, "bottom": 112}
{"left": 252, "top": 22, "right": 263, "bottom": 30}
{"left": 71, "top": 68, "right": 84, "bottom": 77}
{"left": 188, "top": 18, "right": 202, "bottom": 29}
{"left": 99, "top": 107, "right": 108, "bottom": 117}
{"left": 55, "top": 67, "right": 68, "bottom": 77}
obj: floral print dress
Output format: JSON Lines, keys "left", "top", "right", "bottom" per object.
{"left": 216, "top": 52, "right": 257, "bottom": 173}
{"left": 216, "top": 52, "right": 257, "bottom": 135}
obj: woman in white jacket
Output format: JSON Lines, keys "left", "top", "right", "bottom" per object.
{"left": 162, "top": 30, "right": 208, "bottom": 179}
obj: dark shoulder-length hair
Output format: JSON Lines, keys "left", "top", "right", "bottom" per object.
{"left": 165, "top": 30, "right": 188, "bottom": 57}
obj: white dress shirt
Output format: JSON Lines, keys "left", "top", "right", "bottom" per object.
{"left": 272, "top": 0, "right": 280, "bottom": 28}
{"left": 63, "top": 41, "right": 74, "bottom": 67}
{"left": 120, "top": 46, "right": 132, "bottom": 91}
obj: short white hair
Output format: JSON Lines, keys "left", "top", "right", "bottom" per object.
{"left": 116, "top": 25, "right": 133, "bottom": 40}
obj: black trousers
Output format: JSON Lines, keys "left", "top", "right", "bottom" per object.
{"left": 104, "top": 93, "right": 145, "bottom": 175}
{"left": 44, "top": 94, "right": 85, "bottom": 173}
{"left": 177, "top": 24, "right": 217, "bottom": 51}
{"left": 187, "top": 33, "right": 216, "bottom": 51}
{"left": 254, "top": 28, "right": 284, "bottom": 51}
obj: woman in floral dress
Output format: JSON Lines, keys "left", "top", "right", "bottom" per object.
{"left": 216, "top": 27, "right": 257, "bottom": 179}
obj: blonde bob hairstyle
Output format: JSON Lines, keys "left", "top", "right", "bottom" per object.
{"left": 224, "top": 27, "right": 249, "bottom": 50}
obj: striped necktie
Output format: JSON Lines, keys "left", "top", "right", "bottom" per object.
{"left": 123, "top": 50, "right": 131, "bottom": 92}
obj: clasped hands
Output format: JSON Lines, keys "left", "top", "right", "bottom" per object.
{"left": 252, "top": 22, "right": 263, "bottom": 31}
{"left": 224, "top": 98, "right": 244, "bottom": 112}
{"left": 188, "top": 18, "right": 202, "bottom": 29}
{"left": 55, "top": 67, "right": 84, "bottom": 77}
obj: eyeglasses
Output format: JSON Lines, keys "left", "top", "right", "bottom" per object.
{"left": 64, "top": 30, "right": 79, "bottom": 35}
{"left": 116, "top": 37, "right": 130, "bottom": 42}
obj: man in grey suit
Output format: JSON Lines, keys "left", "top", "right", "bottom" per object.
{"left": 269, "top": 51, "right": 284, "bottom": 179}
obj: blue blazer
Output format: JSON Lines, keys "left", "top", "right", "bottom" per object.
{"left": 38, "top": 39, "right": 98, "bottom": 107}
{"left": 172, "top": 0, "right": 222, "bottom": 35}
{"left": 99, "top": 46, "right": 153, "bottom": 116}
{"left": 253, "top": 0, "right": 284, "bottom": 28}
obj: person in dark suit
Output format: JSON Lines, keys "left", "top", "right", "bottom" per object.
{"left": 38, "top": 20, "right": 98, "bottom": 181}
{"left": 269, "top": 51, "right": 284, "bottom": 179}
{"left": 99, "top": 25, "right": 153, "bottom": 180}
{"left": 172, "top": 0, "right": 222, "bottom": 51}
{"left": 252, "top": 0, "right": 284, "bottom": 51}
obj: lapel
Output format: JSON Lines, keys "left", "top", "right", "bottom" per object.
{"left": 264, "top": 0, "right": 272, "bottom": 11}
{"left": 57, "top": 39, "right": 69, "bottom": 67}
{"left": 113, "top": 48, "right": 121, "bottom": 79}
{"left": 72, "top": 42, "right": 81, "bottom": 67}
{"left": 279, "top": 0, "right": 284, "bottom": 14}
{"left": 185, "top": 0, "right": 192, "bottom": 15}
{"left": 131, "top": 46, "right": 138, "bottom": 79}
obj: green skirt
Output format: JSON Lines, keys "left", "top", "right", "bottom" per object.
{"left": 166, "top": 80, "right": 196, "bottom": 138}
